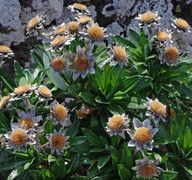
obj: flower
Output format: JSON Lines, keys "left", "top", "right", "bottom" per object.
{"left": 0, "top": 96, "right": 9, "bottom": 110}
{"left": 127, "top": 118, "right": 158, "bottom": 151}
{"left": 46, "top": 129, "right": 70, "bottom": 155}
{"left": 159, "top": 46, "right": 180, "bottom": 66}
{"left": 68, "top": 45, "right": 98, "bottom": 80}
{"left": 50, "top": 100, "right": 71, "bottom": 128}
{"left": 144, "top": 98, "right": 166, "bottom": 126}
{"left": 135, "top": 11, "right": 161, "bottom": 27}
{"left": 0, "top": 45, "right": 14, "bottom": 59}
{"left": 106, "top": 113, "right": 130, "bottom": 139}
{"left": 4, "top": 124, "right": 36, "bottom": 152}
{"left": 172, "top": 18, "right": 191, "bottom": 33}
{"left": 26, "top": 14, "right": 45, "bottom": 36}
{"left": 75, "top": 15, "right": 94, "bottom": 26}
{"left": 35, "top": 85, "right": 52, "bottom": 102}
{"left": 67, "top": 21, "right": 79, "bottom": 35}
{"left": 132, "top": 155, "right": 162, "bottom": 179}
{"left": 154, "top": 28, "right": 172, "bottom": 44}
{"left": 68, "top": 3, "right": 90, "bottom": 15}
{"left": 50, "top": 55, "right": 68, "bottom": 73}
{"left": 10, "top": 84, "right": 37, "bottom": 101}
{"left": 16, "top": 107, "right": 42, "bottom": 131}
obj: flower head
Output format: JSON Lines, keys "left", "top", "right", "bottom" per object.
{"left": 127, "top": 118, "right": 158, "bottom": 151}
{"left": 35, "top": 85, "right": 52, "bottom": 102}
{"left": 0, "top": 96, "right": 9, "bottom": 110}
{"left": 67, "top": 21, "right": 79, "bottom": 34}
{"left": 144, "top": 98, "right": 166, "bottom": 126}
{"left": 46, "top": 129, "right": 70, "bottom": 155}
{"left": 0, "top": 45, "right": 14, "bottom": 60}
{"left": 106, "top": 113, "right": 130, "bottom": 139}
{"left": 76, "top": 15, "right": 94, "bottom": 26}
{"left": 132, "top": 155, "right": 162, "bottom": 179}
{"left": 50, "top": 55, "right": 68, "bottom": 73}
{"left": 68, "top": 3, "right": 90, "bottom": 15}
{"left": 172, "top": 18, "right": 191, "bottom": 33}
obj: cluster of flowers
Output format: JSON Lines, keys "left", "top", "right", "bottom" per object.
{"left": 0, "top": 2, "right": 191, "bottom": 179}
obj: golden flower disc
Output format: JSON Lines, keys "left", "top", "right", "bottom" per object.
{"left": 74, "top": 56, "right": 88, "bottom": 71}
{"left": 73, "top": 3, "right": 87, "bottom": 10}
{"left": 157, "top": 31, "right": 169, "bottom": 40}
{"left": 51, "top": 134, "right": 65, "bottom": 148}
{"left": 141, "top": 11, "right": 155, "bottom": 22}
{"left": 55, "top": 105, "right": 67, "bottom": 120}
{"left": 89, "top": 26, "right": 103, "bottom": 39}
{"left": 0, "top": 96, "right": 9, "bottom": 109}
{"left": 51, "top": 36, "right": 66, "bottom": 46}
{"left": 165, "top": 47, "right": 179, "bottom": 62}
{"left": 14, "top": 84, "right": 30, "bottom": 94}
{"left": 68, "top": 21, "right": 79, "bottom": 32}
{"left": 10, "top": 129, "right": 27, "bottom": 146}
{"left": 135, "top": 127, "right": 151, "bottom": 143}
{"left": 90, "top": 19, "right": 94, "bottom": 25}
{"left": 0, "top": 45, "right": 11, "bottom": 52}
{"left": 28, "top": 17, "right": 39, "bottom": 29}
{"left": 176, "top": 18, "right": 189, "bottom": 29}
{"left": 75, "top": 109, "right": 87, "bottom": 118}
{"left": 151, "top": 101, "right": 166, "bottom": 116}
{"left": 109, "top": 115, "right": 123, "bottom": 130}
{"left": 55, "top": 25, "right": 66, "bottom": 34}
{"left": 114, "top": 47, "right": 127, "bottom": 61}
{"left": 139, "top": 165, "right": 157, "bottom": 178}
{"left": 39, "top": 86, "right": 52, "bottom": 97}
{"left": 51, "top": 57, "right": 65, "bottom": 71}
{"left": 78, "top": 16, "right": 90, "bottom": 24}
{"left": 18, "top": 118, "right": 33, "bottom": 130}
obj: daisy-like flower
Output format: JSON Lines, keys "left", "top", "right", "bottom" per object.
{"left": 127, "top": 118, "right": 159, "bottom": 151}
{"left": 144, "top": 98, "right": 166, "bottom": 126}
{"left": 132, "top": 155, "right": 162, "bottom": 179}
{"left": 44, "top": 22, "right": 68, "bottom": 40}
{"left": 106, "top": 113, "right": 130, "bottom": 139}
{"left": 26, "top": 14, "right": 45, "bottom": 36}
{"left": 135, "top": 11, "right": 161, "bottom": 27}
{"left": 75, "top": 103, "right": 96, "bottom": 119}
{"left": 0, "top": 45, "right": 14, "bottom": 67}
{"left": 79, "top": 23, "right": 108, "bottom": 45}
{"left": 67, "top": 21, "right": 79, "bottom": 35}
{"left": 108, "top": 44, "right": 128, "bottom": 67}
{"left": 0, "top": 96, "right": 9, "bottom": 110}
{"left": 4, "top": 124, "right": 36, "bottom": 152}
{"left": 50, "top": 100, "right": 71, "bottom": 128}
{"left": 75, "top": 14, "right": 94, "bottom": 26}
{"left": 46, "top": 129, "right": 70, "bottom": 155}
{"left": 35, "top": 85, "right": 52, "bottom": 102}
{"left": 68, "top": 2, "right": 90, "bottom": 15}
{"left": 16, "top": 107, "right": 42, "bottom": 130}
{"left": 159, "top": 45, "right": 180, "bottom": 66}
{"left": 10, "top": 84, "right": 37, "bottom": 101}
{"left": 68, "top": 45, "right": 98, "bottom": 80}
{"left": 50, "top": 55, "right": 68, "bottom": 73}
{"left": 172, "top": 18, "right": 191, "bottom": 33}
{"left": 154, "top": 28, "right": 173, "bottom": 45}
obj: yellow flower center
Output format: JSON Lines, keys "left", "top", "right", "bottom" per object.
{"left": 157, "top": 31, "right": 168, "bottom": 40}
{"left": 151, "top": 101, "right": 166, "bottom": 116}
{"left": 109, "top": 115, "right": 124, "bottom": 130}
{"left": 73, "top": 3, "right": 87, "bottom": 10}
{"left": 74, "top": 56, "right": 88, "bottom": 71}
{"left": 51, "top": 57, "right": 65, "bottom": 71}
{"left": 0, "top": 45, "right": 11, "bottom": 52}
{"left": 89, "top": 26, "right": 103, "bottom": 39}
{"left": 51, "top": 134, "right": 65, "bottom": 148}
{"left": 78, "top": 16, "right": 90, "bottom": 24}
{"left": 51, "top": 36, "right": 66, "bottom": 46}
{"left": 68, "top": 21, "right": 79, "bottom": 32}
{"left": 114, "top": 47, "right": 127, "bottom": 61}
{"left": 55, "top": 105, "right": 67, "bottom": 120}
{"left": 14, "top": 84, "right": 30, "bottom": 94}
{"left": 75, "top": 110, "right": 87, "bottom": 118}
{"left": 18, "top": 118, "right": 33, "bottom": 130}
{"left": 39, "top": 86, "right": 52, "bottom": 97}
{"left": 10, "top": 129, "right": 27, "bottom": 146}
{"left": 141, "top": 11, "right": 155, "bottom": 22}
{"left": 0, "top": 96, "right": 9, "bottom": 109}
{"left": 165, "top": 47, "right": 179, "bottom": 62}
{"left": 139, "top": 164, "right": 157, "bottom": 178}
{"left": 176, "top": 18, "right": 189, "bottom": 29}
{"left": 28, "top": 17, "right": 39, "bottom": 29}
{"left": 135, "top": 127, "right": 151, "bottom": 143}
{"left": 55, "top": 25, "right": 66, "bottom": 34}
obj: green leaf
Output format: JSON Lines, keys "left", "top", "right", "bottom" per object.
{"left": 127, "top": 97, "right": 146, "bottom": 109}
{"left": 31, "top": 50, "right": 45, "bottom": 71}
{"left": 79, "top": 92, "right": 98, "bottom": 106}
{"left": 172, "top": 80, "right": 192, "bottom": 96}
{"left": 66, "top": 120, "right": 80, "bottom": 137}
{"left": 159, "top": 170, "right": 178, "bottom": 180}
{"left": 48, "top": 155, "right": 56, "bottom": 163}
{"left": 24, "top": 69, "right": 33, "bottom": 83}
{"left": 183, "top": 127, "right": 192, "bottom": 151}
{"left": 118, "top": 164, "right": 131, "bottom": 180}
{"left": 69, "top": 136, "right": 87, "bottom": 146}
{"left": 97, "top": 155, "right": 111, "bottom": 170}
{"left": 14, "top": 60, "right": 25, "bottom": 83}
{"left": 42, "top": 170, "right": 56, "bottom": 180}
{"left": 127, "top": 28, "right": 140, "bottom": 47}
{"left": 67, "top": 154, "right": 80, "bottom": 174}
{"left": 8, "top": 166, "right": 25, "bottom": 180}
{"left": 0, "top": 110, "right": 10, "bottom": 127}
{"left": 71, "top": 144, "right": 91, "bottom": 154}
{"left": 29, "top": 170, "right": 42, "bottom": 180}
{"left": 51, "top": 158, "right": 66, "bottom": 179}
{"left": 120, "top": 145, "right": 133, "bottom": 169}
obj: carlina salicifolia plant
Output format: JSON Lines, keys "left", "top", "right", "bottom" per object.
{"left": 0, "top": 2, "right": 192, "bottom": 180}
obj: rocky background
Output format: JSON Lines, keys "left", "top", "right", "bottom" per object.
{"left": 1, "top": 0, "right": 192, "bottom": 76}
